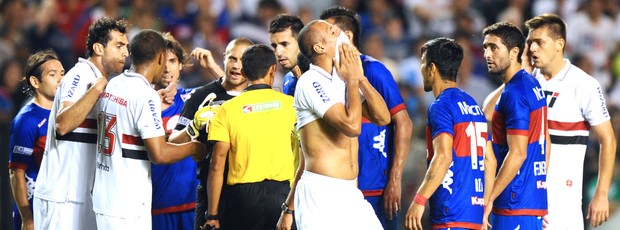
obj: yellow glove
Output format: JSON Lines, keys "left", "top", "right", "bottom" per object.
{"left": 187, "top": 93, "right": 218, "bottom": 139}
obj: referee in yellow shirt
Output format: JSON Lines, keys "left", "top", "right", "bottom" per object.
{"left": 205, "top": 44, "right": 297, "bottom": 230}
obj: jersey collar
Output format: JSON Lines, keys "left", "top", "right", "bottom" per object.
{"left": 123, "top": 70, "right": 151, "bottom": 86}
{"left": 554, "top": 59, "right": 572, "bottom": 81}
{"left": 309, "top": 64, "right": 333, "bottom": 81}
{"left": 244, "top": 84, "right": 271, "bottom": 92}
{"left": 78, "top": 58, "right": 104, "bottom": 78}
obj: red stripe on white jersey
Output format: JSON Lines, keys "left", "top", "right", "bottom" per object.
{"left": 548, "top": 120, "right": 590, "bottom": 131}
{"left": 122, "top": 134, "right": 144, "bottom": 146}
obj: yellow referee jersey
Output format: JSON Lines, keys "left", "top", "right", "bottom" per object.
{"left": 208, "top": 86, "right": 296, "bottom": 185}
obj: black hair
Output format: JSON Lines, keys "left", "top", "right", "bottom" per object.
{"left": 319, "top": 6, "right": 361, "bottom": 48}
{"left": 241, "top": 44, "right": 276, "bottom": 81}
{"left": 269, "top": 14, "right": 304, "bottom": 36}
{"left": 420, "top": 37, "right": 463, "bottom": 81}
{"left": 482, "top": 22, "right": 525, "bottom": 63}
{"left": 297, "top": 52, "right": 310, "bottom": 73}
{"left": 162, "top": 32, "right": 191, "bottom": 68}
{"left": 130, "top": 29, "right": 166, "bottom": 65}
{"left": 85, "top": 17, "right": 129, "bottom": 57}
{"left": 22, "top": 49, "right": 60, "bottom": 96}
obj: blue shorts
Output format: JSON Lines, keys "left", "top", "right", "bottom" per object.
{"left": 152, "top": 210, "right": 195, "bottom": 230}
{"left": 491, "top": 214, "right": 543, "bottom": 230}
{"left": 365, "top": 195, "right": 398, "bottom": 230}
{"left": 433, "top": 228, "right": 469, "bottom": 230}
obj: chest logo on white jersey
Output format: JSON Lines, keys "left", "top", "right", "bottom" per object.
{"left": 544, "top": 90, "right": 560, "bottom": 108}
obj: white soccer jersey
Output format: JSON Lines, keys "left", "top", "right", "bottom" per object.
{"left": 295, "top": 64, "right": 358, "bottom": 130}
{"left": 35, "top": 58, "right": 101, "bottom": 203}
{"left": 92, "top": 71, "right": 164, "bottom": 218}
{"left": 534, "top": 59, "right": 611, "bottom": 226}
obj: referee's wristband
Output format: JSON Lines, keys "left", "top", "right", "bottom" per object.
{"left": 413, "top": 193, "right": 427, "bottom": 206}
{"left": 205, "top": 213, "right": 219, "bottom": 220}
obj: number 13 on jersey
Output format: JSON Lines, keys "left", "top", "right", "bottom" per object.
{"left": 97, "top": 112, "right": 117, "bottom": 156}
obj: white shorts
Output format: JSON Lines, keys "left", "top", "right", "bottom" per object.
{"left": 95, "top": 212, "right": 151, "bottom": 230}
{"left": 545, "top": 202, "right": 583, "bottom": 230}
{"left": 33, "top": 197, "right": 96, "bottom": 230}
{"left": 294, "top": 171, "right": 382, "bottom": 230}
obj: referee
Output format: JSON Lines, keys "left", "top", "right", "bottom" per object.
{"left": 205, "top": 44, "right": 297, "bottom": 230}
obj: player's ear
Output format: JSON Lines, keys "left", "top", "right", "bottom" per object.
{"left": 268, "top": 64, "right": 276, "bottom": 85}
{"left": 93, "top": 43, "right": 105, "bottom": 56}
{"left": 313, "top": 43, "right": 325, "bottom": 55}
{"left": 29, "top": 75, "right": 40, "bottom": 89}
{"left": 344, "top": 31, "right": 354, "bottom": 43}
{"left": 555, "top": 38, "right": 565, "bottom": 53}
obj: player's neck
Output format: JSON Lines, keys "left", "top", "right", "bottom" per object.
{"left": 313, "top": 56, "right": 334, "bottom": 75}
{"left": 433, "top": 80, "right": 457, "bottom": 98}
{"left": 221, "top": 77, "right": 245, "bottom": 92}
{"left": 33, "top": 94, "right": 53, "bottom": 110}
{"left": 87, "top": 56, "right": 108, "bottom": 78}
{"left": 501, "top": 63, "right": 523, "bottom": 83}
{"left": 131, "top": 64, "right": 155, "bottom": 84}
{"left": 540, "top": 58, "right": 567, "bottom": 80}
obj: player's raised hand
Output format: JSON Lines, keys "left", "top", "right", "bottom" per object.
{"left": 158, "top": 81, "right": 177, "bottom": 105}
{"left": 334, "top": 43, "right": 363, "bottom": 83}
{"left": 191, "top": 48, "right": 216, "bottom": 69}
{"left": 405, "top": 203, "right": 424, "bottom": 230}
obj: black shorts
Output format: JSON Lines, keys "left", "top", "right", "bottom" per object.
{"left": 221, "top": 180, "right": 294, "bottom": 230}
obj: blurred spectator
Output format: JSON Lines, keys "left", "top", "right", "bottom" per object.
{"left": 127, "top": 0, "right": 161, "bottom": 40}
{"left": 363, "top": 34, "right": 399, "bottom": 82}
{"left": 0, "top": 59, "right": 22, "bottom": 122}
{"left": 532, "top": 0, "right": 579, "bottom": 19}
{"left": 90, "top": 0, "right": 129, "bottom": 21}
{"left": 568, "top": 0, "right": 615, "bottom": 83}
{"left": 381, "top": 15, "right": 410, "bottom": 61}
{"left": 23, "top": 0, "right": 73, "bottom": 68}
{"left": 230, "top": 0, "right": 284, "bottom": 45}
{"left": 403, "top": 0, "right": 452, "bottom": 39}
{"left": 55, "top": 0, "right": 93, "bottom": 58}
{"left": 497, "top": 0, "right": 528, "bottom": 30}
{"left": 0, "top": 0, "right": 28, "bottom": 64}
{"left": 159, "top": 0, "right": 199, "bottom": 43}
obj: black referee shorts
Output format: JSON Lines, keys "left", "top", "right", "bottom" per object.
{"left": 221, "top": 180, "right": 295, "bottom": 230}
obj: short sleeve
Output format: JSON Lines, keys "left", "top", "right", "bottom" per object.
{"left": 427, "top": 102, "right": 454, "bottom": 139}
{"left": 297, "top": 80, "right": 339, "bottom": 118}
{"left": 9, "top": 117, "right": 37, "bottom": 170}
{"left": 364, "top": 61, "right": 405, "bottom": 115}
{"left": 580, "top": 79, "right": 611, "bottom": 126}
{"left": 135, "top": 91, "right": 165, "bottom": 139}
{"left": 59, "top": 70, "right": 92, "bottom": 104}
{"left": 207, "top": 104, "right": 230, "bottom": 143}
{"left": 501, "top": 90, "right": 530, "bottom": 134}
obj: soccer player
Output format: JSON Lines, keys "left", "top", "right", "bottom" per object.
{"left": 482, "top": 22, "right": 549, "bottom": 229}
{"left": 167, "top": 38, "right": 253, "bottom": 230}
{"left": 320, "top": 7, "right": 413, "bottom": 228}
{"left": 525, "top": 14, "right": 616, "bottom": 229}
{"left": 205, "top": 44, "right": 296, "bottom": 230}
{"left": 9, "top": 50, "right": 64, "bottom": 230}
{"left": 92, "top": 29, "right": 205, "bottom": 229}
{"left": 34, "top": 17, "right": 128, "bottom": 230}
{"left": 151, "top": 32, "right": 198, "bottom": 230}
{"left": 404, "top": 37, "right": 496, "bottom": 230}
{"left": 277, "top": 20, "right": 390, "bottom": 230}
{"left": 269, "top": 14, "right": 304, "bottom": 96}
